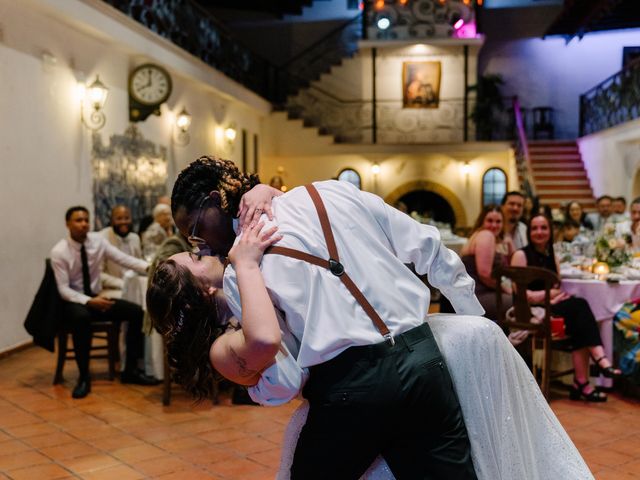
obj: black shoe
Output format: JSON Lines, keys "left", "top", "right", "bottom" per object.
{"left": 72, "top": 379, "right": 91, "bottom": 399}
{"left": 121, "top": 369, "right": 161, "bottom": 386}
{"left": 232, "top": 386, "right": 259, "bottom": 406}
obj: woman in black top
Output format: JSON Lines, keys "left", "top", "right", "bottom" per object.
{"left": 511, "top": 214, "right": 621, "bottom": 402}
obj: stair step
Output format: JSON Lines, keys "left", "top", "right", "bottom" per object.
{"left": 536, "top": 185, "right": 593, "bottom": 192}
{"left": 534, "top": 179, "right": 592, "bottom": 186}
{"left": 529, "top": 141, "right": 577, "bottom": 147}
{"left": 529, "top": 147, "right": 579, "bottom": 154}
{"left": 533, "top": 172, "right": 589, "bottom": 178}
{"left": 529, "top": 155, "right": 582, "bottom": 162}
{"left": 533, "top": 165, "right": 586, "bottom": 172}
{"left": 538, "top": 193, "right": 596, "bottom": 200}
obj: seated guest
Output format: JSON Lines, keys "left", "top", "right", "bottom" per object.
{"left": 630, "top": 197, "right": 640, "bottom": 249}
{"left": 141, "top": 203, "right": 174, "bottom": 260}
{"left": 50, "top": 206, "right": 158, "bottom": 399}
{"left": 511, "top": 214, "right": 622, "bottom": 402}
{"left": 99, "top": 204, "right": 142, "bottom": 298}
{"left": 557, "top": 219, "right": 581, "bottom": 243}
{"left": 459, "top": 205, "right": 514, "bottom": 321}
{"left": 138, "top": 195, "right": 170, "bottom": 237}
{"left": 585, "top": 195, "right": 614, "bottom": 232}
{"left": 613, "top": 196, "right": 629, "bottom": 221}
{"left": 501, "top": 191, "right": 527, "bottom": 250}
{"left": 564, "top": 201, "right": 594, "bottom": 231}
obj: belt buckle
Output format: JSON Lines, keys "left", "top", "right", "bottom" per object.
{"left": 384, "top": 333, "right": 395, "bottom": 346}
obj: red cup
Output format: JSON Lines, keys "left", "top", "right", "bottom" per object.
{"left": 551, "top": 316, "right": 565, "bottom": 337}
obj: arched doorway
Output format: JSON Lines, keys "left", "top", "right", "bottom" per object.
{"left": 397, "top": 191, "right": 456, "bottom": 227}
{"left": 385, "top": 180, "right": 467, "bottom": 228}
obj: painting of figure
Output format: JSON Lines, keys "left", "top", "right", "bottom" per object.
{"left": 403, "top": 61, "right": 441, "bottom": 108}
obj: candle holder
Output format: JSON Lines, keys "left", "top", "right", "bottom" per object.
{"left": 592, "top": 261, "right": 610, "bottom": 280}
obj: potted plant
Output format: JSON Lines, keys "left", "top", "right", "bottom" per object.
{"left": 468, "top": 74, "right": 505, "bottom": 141}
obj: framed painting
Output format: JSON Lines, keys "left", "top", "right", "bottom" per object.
{"left": 402, "top": 61, "right": 441, "bottom": 109}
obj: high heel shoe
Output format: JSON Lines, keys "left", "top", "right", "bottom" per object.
{"left": 591, "top": 355, "right": 622, "bottom": 378}
{"left": 569, "top": 379, "right": 607, "bottom": 402}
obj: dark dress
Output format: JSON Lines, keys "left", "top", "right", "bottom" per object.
{"left": 521, "top": 245, "right": 603, "bottom": 349}
{"left": 461, "top": 252, "right": 512, "bottom": 322}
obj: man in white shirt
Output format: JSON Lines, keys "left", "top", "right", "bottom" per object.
{"left": 99, "top": 205, "right": 142, "bottom": 298}
{"left": 585, "top": 195, "right": 614, "bottom": 232}
{"left": 50, "top": 206, "right": 156, "bottom": 399}
{"left": 501, "top": 191, "right": 528, "bottom": 250}
{"left": 169, "top": 157, "right": 482, "bottom": 479}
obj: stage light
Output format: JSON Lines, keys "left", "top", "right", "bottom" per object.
{"left": 454, "top": 18, "right": 465, "bottom": 30}
{"left": 377, "top": 16, "right": 391, "bottom": 30}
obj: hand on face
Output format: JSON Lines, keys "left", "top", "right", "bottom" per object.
{"left": 229, "top": 221, "right": 282, "bottom": 269}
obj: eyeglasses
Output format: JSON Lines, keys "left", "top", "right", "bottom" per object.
{"left": 188, "top": 196, "right": 213, "bottom": 256}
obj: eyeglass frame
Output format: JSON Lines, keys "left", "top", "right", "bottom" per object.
{"left": 187, "top": 195, "right": 214, "bottom": 256}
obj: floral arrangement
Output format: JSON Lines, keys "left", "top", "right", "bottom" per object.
{"left": 595, "top": 224, "right": 631, "bottom": 268}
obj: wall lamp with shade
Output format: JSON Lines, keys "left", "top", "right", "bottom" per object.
{"left": 174, "top": 107, "right": 192, "bottom": 146}
{"left": 80, "top": 75, "right": 109, "bottom": 131}
{"left": 371, "top": 163, "right": 381, "bottom": 175}
{"left": 460, "top": 161, "right": 471, "bottom": 177}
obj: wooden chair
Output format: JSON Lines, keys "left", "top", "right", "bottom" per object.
{"left": 53, "top": 320, "right": 120, "bottom": 385}
{"left": 494, "top": 266, "right": 574, "bottom": 400}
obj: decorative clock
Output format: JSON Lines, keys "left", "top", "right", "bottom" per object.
{"left": 128, "top": 63, "right": 172, "bottom": 122}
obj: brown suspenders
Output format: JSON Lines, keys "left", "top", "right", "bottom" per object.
{"left": 266, "top": 184, "right": 394, "bottom": 345}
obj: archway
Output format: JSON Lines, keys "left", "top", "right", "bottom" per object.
{"left": 385, "top": 180, "right": 467, "bottom": 228}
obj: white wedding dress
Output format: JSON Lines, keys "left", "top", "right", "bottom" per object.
{"left": 277, "top": 315, "right": 593, "bottom": 480}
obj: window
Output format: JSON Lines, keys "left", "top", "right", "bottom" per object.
{"left": 482, "top": 168, "right": 507, "bottom": 206}
{"left": 337, "top": 168, "right": 361, "bottom": 189}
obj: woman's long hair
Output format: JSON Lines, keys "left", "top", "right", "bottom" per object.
{"left": 146, "top": 259, "right": 225, "bottom": 401}
{"left": 526, "top": 214, "right": 556, "bottom": 266}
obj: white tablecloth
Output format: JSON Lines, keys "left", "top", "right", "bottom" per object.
{"left": 561, "top": 278, "right": 640, "bottom": 387}
{"left": 122, "top": 271, "right": 164, "bottom": 380}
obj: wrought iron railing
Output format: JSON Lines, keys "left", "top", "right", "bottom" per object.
{"left": 273, "top": 14, "right": 363, "bottom": 106}
{"left": 512, "top": 96, "right": 536, "bottom": 198}
{"left": 102, "top": 0, "right": 363, "bottom": 106}
{"left": 287, "top": 84, "right": 473, "bottom": 144}
{"left": 580, "top": 57, "right": 640, "bottom": 136}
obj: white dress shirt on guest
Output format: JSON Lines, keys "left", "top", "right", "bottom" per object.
{"left": 506, "top": 221, "right": 528, "bottom": 250}
{"left": 50, "top": 232, "right": 148, "bottom": 305}
{"left": 99, "top": 227, "right": 142, "bottom": 292}
{"left": 223, "top": 180, "right": 484, "bottom": 404}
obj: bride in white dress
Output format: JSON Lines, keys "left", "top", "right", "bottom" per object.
{"left": 278, "top": 314, "right": 593, "bottom": 480}
{"left": 149, "top": 224, "right": 593, "bottom": 480}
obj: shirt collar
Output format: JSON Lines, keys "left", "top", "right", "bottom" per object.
{"left": 67, "top": 233, "right": 90, "bottom": 250}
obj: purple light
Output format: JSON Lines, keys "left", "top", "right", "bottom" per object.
{"left": 454, "top": 18, "right": 465, "bottom": 30}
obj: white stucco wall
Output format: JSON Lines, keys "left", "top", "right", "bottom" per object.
{"left": 0, "top": 0, "right": 268, "bottom": 353}
{"left": 480, "top": 28, "right": 640, "bottom": 139}
{"left": 578, "top": 118, "right": 640, "bottom": 201}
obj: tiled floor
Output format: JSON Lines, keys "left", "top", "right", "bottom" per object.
{"left": 0, "top": 346, "right": 638, "bottom": 479}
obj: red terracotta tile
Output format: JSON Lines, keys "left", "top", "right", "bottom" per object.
{"left": 7, "top": 462, "right": 72, "bottom": 480}
{"left": 207, "top": 457, "right": 270, "bottom": 479}
{"left": 582, "top": 447, "right": 635, "bottom": 468}
{"left": 39, "top": 441, "right": 100, "bottom": 461}
{"left": 0, "top": 439, "right": 32, "bottom": 455}
{"left": 81, "top": 463, "right": 146, "bottom": 480}
{"left": 58, "top": 453, "right": 121, "bottom": 474}
{"left": 86, "top": 433, "right": 145, "bottom": 452}
{"left": 23, "top": 430, "right": 78, "bottom": 448}
{"left": 111, "top": 443, "right": 167, "bottom": 463}
{"left": 130, "top": 455, "right": 193, "bottom": 476}
{"left": 0, "top": 450, "right": 51, "bottom": 470}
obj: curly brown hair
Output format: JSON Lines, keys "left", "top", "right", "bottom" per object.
{"left": 146, "top": 259, "right": 224, "bottom": 401}
{"left": 171, "top": 155, "right": 260, "bottom": 218}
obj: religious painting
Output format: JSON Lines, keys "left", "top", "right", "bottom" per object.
{"left": 402, "top": 61, "right": 441, "bottom": 109}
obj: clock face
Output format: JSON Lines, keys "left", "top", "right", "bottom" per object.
{"left": 129, "top": 64, "right": 172, "bottom": 106}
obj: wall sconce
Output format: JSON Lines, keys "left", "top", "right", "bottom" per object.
{"left": 174, "top": 107, "right": 192, "bottom": 146}
{"left": 80, "top": 75, "right": 109, "bottom": 131}
{"left": 460, "top": 161, "right": 471, "bottom": 176}
{"left": 371, "top": 163, "right": 381, "bottom": 175}
{"left": 224, "top": 123, "right": 237, "bottom": 147}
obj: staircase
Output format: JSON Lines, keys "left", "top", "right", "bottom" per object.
{"left": 526, "top": 140, "right": 596, "bottom": 211}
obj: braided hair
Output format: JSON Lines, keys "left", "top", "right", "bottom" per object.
{"left": 146, "top": 259, "right": 225, "bottom": 401}
{"left": 171, "top": 155, "right": 260, "bottom": 218}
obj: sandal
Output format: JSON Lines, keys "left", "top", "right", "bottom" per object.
{"left": 591, "top": 355, "right": 622, "bottom": 378}
{"left": 569, "top": 379, "right": 607, "bottom": 402}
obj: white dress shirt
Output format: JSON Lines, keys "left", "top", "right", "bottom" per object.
{"left": 99, "top": 227, "right": 142, "bottom": 290}
{"left": 50, "top": 232, "right": 148, "bottom": 305}
{"left": 223, "top": 181, "right": 483, "bottom": 403}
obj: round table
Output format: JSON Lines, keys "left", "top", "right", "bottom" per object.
{"left": 561, "top": 278, "right": 640, "bottom": 387}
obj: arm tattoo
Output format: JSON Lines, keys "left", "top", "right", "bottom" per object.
{"left": 229, "top": 346, "right": 259, "bottom": 378}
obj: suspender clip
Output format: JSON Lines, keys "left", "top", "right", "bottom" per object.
{"left": 384, "top": 333, "right": 395, "bottom": 346}
{"left": 328, "top": 258, "right": 345, "bottom": 277}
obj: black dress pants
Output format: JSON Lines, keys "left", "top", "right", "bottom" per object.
{"left": 290, "top": 323, "right": 477, "bottom": 480}
{"left": 61, "top": 299, "right": 144, "bottom": 379}
{"left": 551, "top": 296, "right": 603, "bottom": 349}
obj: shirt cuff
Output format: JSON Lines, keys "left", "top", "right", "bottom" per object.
{"left": 248, "top": 353, "right": 309, "bottom": 406}
{"left": 444, "top": 290, "right": 485, "bottom": 316}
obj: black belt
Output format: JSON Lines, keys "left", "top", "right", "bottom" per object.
{"left": 309, "top": 323, "right": 434, "bottom": 376}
